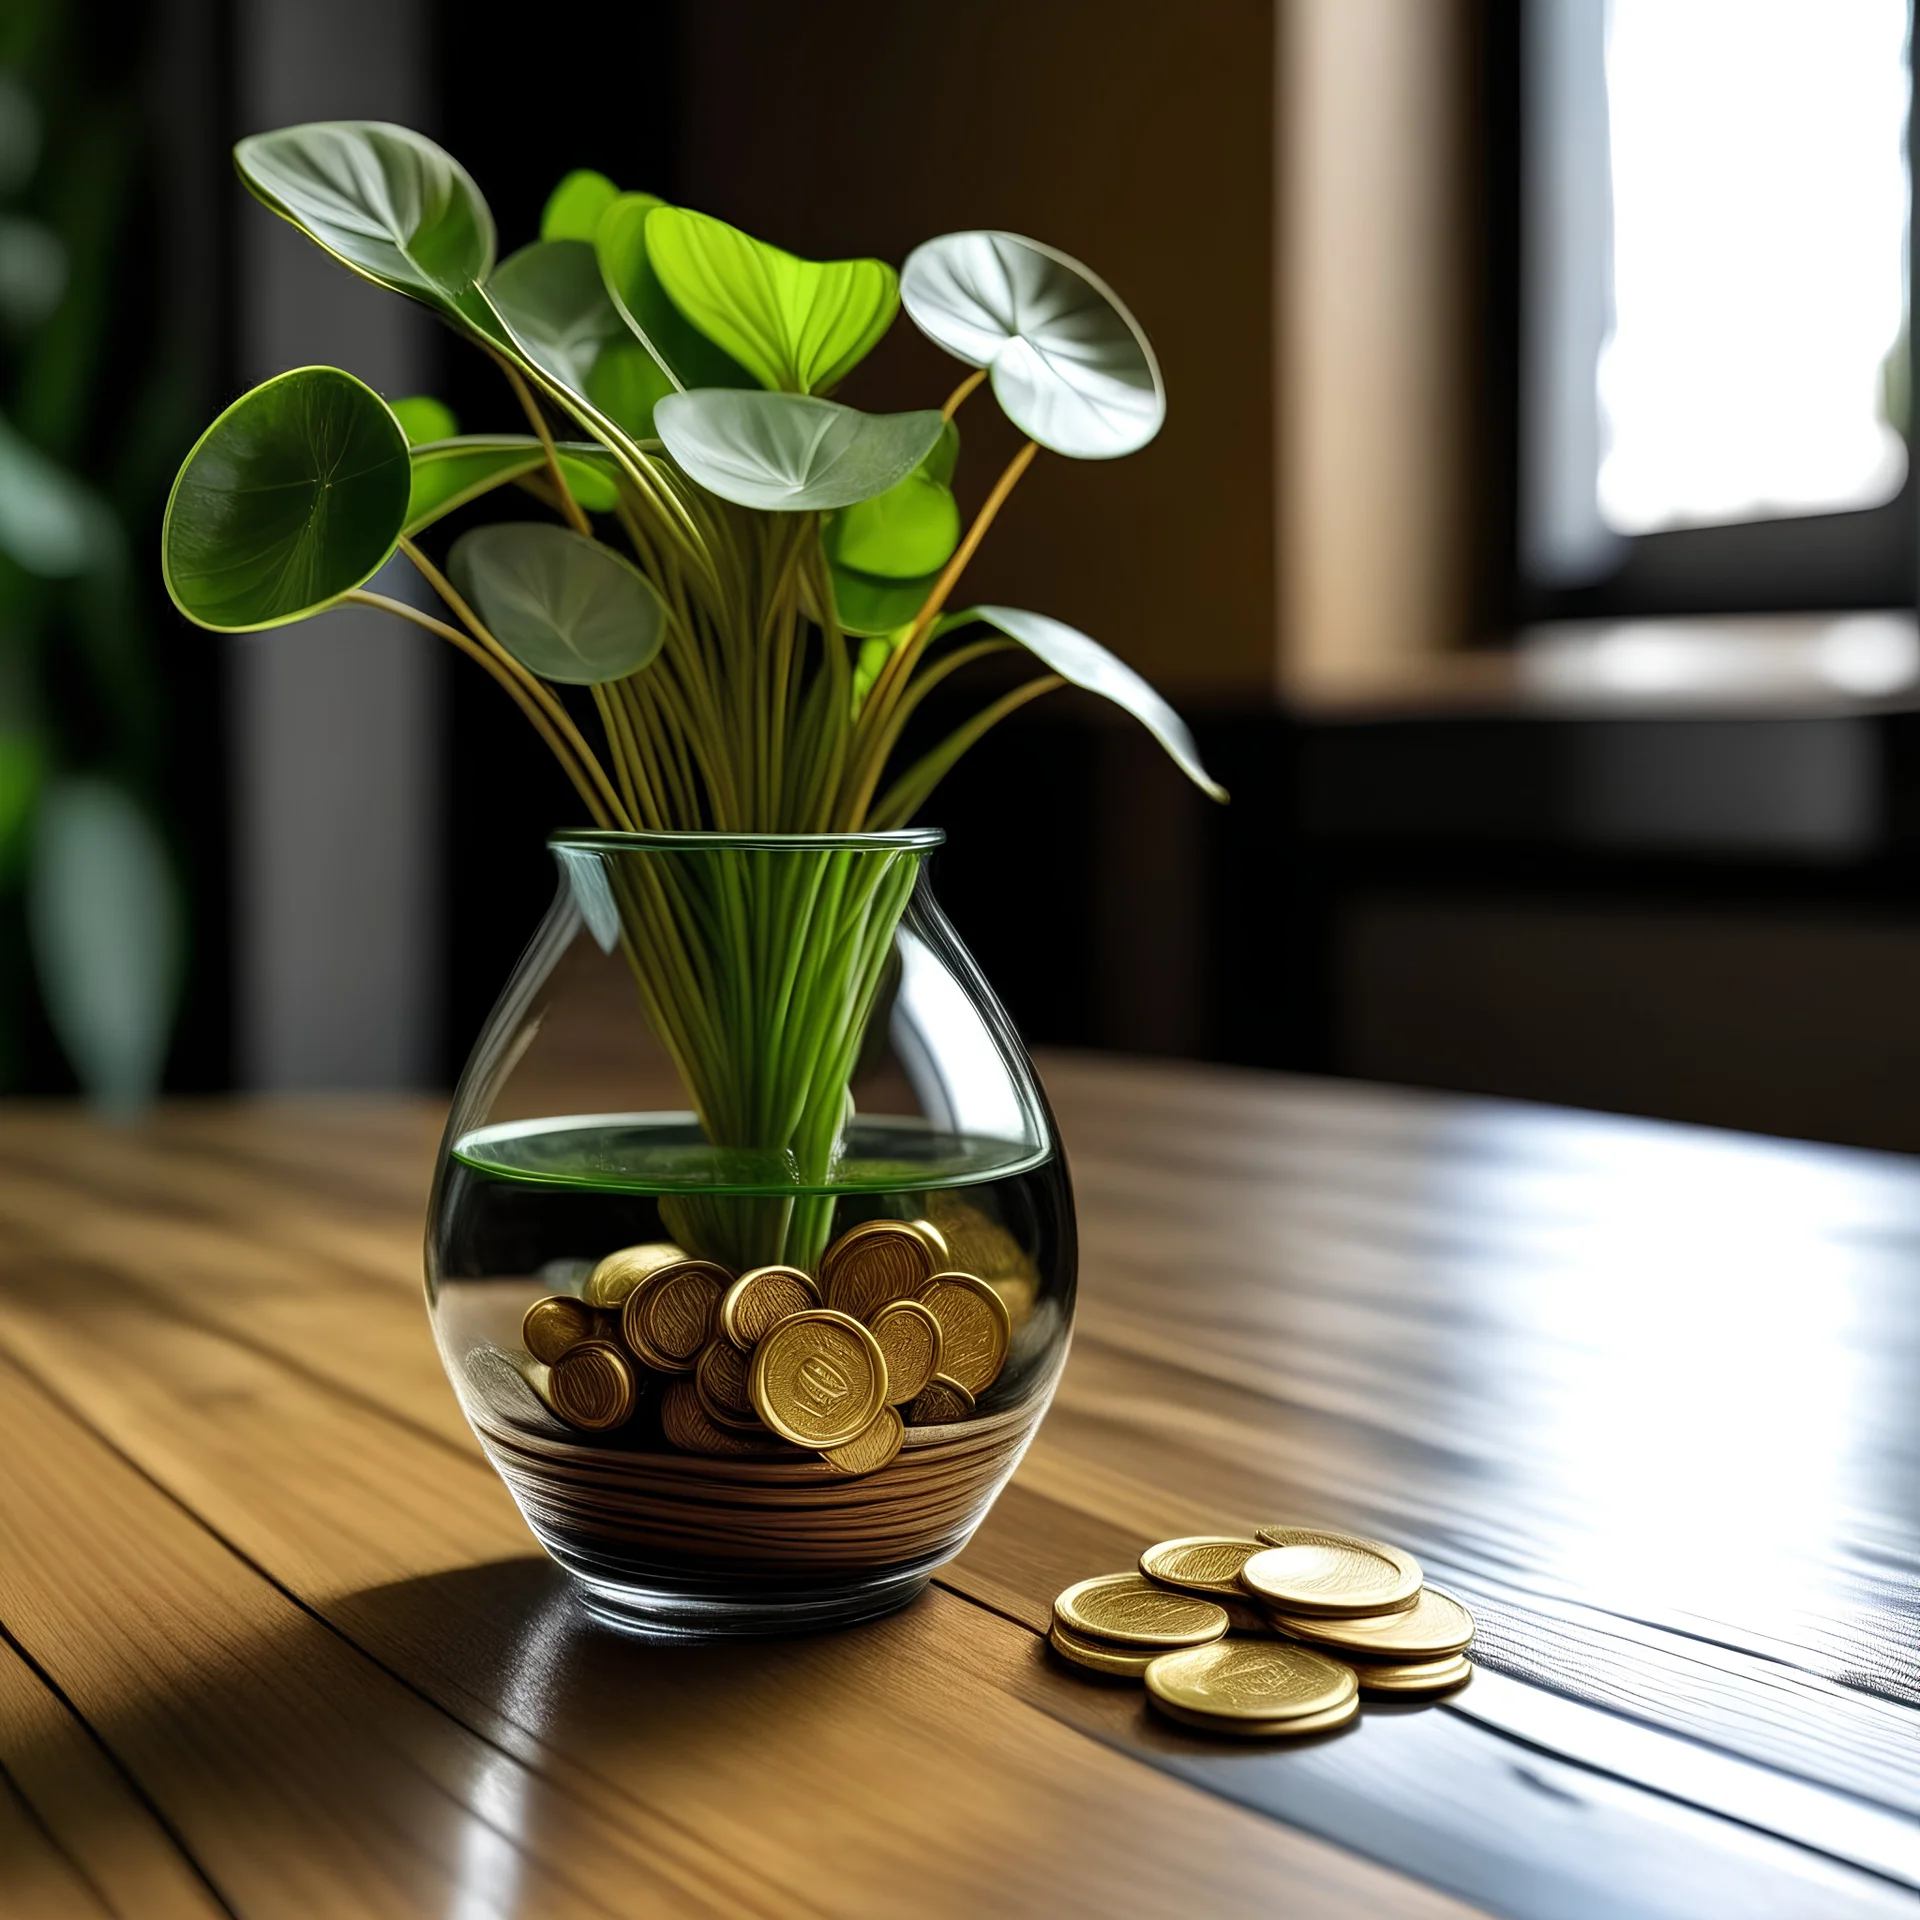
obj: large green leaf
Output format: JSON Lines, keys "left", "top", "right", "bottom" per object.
{"left": 486, "top": 239, "right": 671, "bottom": 438}
{"left": 901, "top": 231, "right": 1164, "bottom": 459}
{"left": 235, "top": 122, "right": 502, "bottom": 342}
{"left": 29, "top": 776, "right": 182, "bottom": 1112}
{"left": 654, "top": 391, "right": 942, "bottom": 512}
{"left": 163, "top": 365, "right": 411, "bottom": 632}
{"left": 646, "top": 206, "right": 897, "bottom": 394}
{"left": 449, "top": 522, "right": 666, "bottom": 684}
{"left": 541, "top": 168, "right": 618, "bottom": 243}
{"left": 957, "top": 605, "right": 1223, "bottom": 799}
{"left": 595, "top": 192, "right": 755, "bottom": 392}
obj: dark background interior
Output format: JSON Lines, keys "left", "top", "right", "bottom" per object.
{"left": 41, "top": 0, "right": 1920, "bottom": 1154}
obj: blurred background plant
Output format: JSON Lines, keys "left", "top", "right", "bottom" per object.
{"left": 0, "top": 0, "right": 182, "bottom": 1110}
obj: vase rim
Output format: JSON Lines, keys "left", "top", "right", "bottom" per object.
{"left": 549, "top": 827, "right": 945, "bottom": 854}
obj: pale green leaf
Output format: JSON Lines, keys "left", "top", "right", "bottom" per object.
{"left": 654, "top": 390, "right": 941, "bottom": 511}
{"left": 234, "top": 122, "right": 504, "bottom": 343}
{"left": 449, "top": 522, "right": 666, "bottom": 683}
{"left": 959, "top": 605, "right": 1223, "bottom": 798}
{"left": 901, "top": 231, "right": 1164, "bottom": 458}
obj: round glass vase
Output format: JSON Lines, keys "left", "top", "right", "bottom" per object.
{"left": 426, "top": 829, "right": 1076, "bottom": 1635}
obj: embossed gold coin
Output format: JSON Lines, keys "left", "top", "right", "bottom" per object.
{"left": 1269, "top": 1584, "right": 1474, "bottom": 1660}
{"left": 1053, "top": 1573, "right": 1231, "bottom": 1650}
{"left": 719, "top": 1265, "right": 819, "bottom": 1349}
{"left": 749, "top": 1308, "right": 889, "bottom": 1448}
{"left": 1049, "top": 1620, "right": 1158, "bottom": 1678}
{"left": 818, "top": 1404, "right": 904, "bottom": 1475}
{"left": 1144, "top": 1639, "right": 1357, "bottom": 1725}
{"left": 622, "top": 1260, "right": 729, "bottom": 1373}
{"left": 1242, "top": 1529, "right": 1423, "bottom": 1617}
{"left": 908, "top": 1217, "right": 950, "bottom": 1263}
{"left": 1150, "top": 1692, "right": 1360, "bottom": 1739}
{"left": 661, "top": 1377, "right": 780, "bottom": 1455}
{"left": 1140, "top": 1535, "right": 1266, "bottom": 1603}
{"left": 821, "top": 1220, "right": 935, "bottom": 1322}
{"left": 904, "top": 1374, "right": 975, "bottom": 1425}
{"left": 1350, "top": 1652, "right": 1473, "bottom": 1695}
{"left": 868, "top": 1297, "right": 942, "bottom": 1404}
{"left": 916, "top": 1271, "right": 1011, "bottom": 1395}
{"left": 695, "top": 1338, "right": 760, "bottom": 1429}
{"left": 584, "top": 1241, "right": 687, "bottom": 1308}
{"left": 925, "top": 1194, "right": 1037, "bottom": 1286}
{"left": 546, "top": 1339, "right": 638, "bottom": 1431}
{"left": 521, "top": 1295, "right": 599, "bottom": 1365}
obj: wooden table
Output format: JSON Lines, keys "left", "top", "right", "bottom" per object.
{"left": 0, "top": 1056, "right": 1912, "bottom": 1919}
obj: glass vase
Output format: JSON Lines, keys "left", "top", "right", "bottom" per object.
{"left": 426, "top": 830, "right": 1076, "bottom": 1634}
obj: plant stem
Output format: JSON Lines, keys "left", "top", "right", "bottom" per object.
{"left": 852, "top": 440, "right": 1040, "bottom": 780}
{"left": 398, "top": 539, "right": 631, "bottom": 829}
{"left": 497, "top": 356, "right": 593, "bottom": 537}
{"left": 869, "top": 675, "right": 1064, "bottom": 827}
{"left": 342, "top": 590, "right": 620, "bottom": 828}
{"left": 942, "top": 368, "right": 987, "bottom": 420}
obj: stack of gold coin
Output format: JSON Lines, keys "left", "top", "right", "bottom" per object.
{"left": 1048, "top": 1522, "right": 1474, "bottom": 1737}
{"left": 509, "top": 1214, "right": 1021, "bottom": 1477}
{"left": 1049, "top": 1573, "right": 1230, "bottom": 1677}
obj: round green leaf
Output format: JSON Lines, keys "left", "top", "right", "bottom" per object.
{"left": 389, "top": 394, "right": 459, "bottom": 446}
{"left": 646, "top": 206, "right": 898, "bottom": 394}
{"left": 448, "top": 523, "right": 666, "bottom": 684}
{"left": 487, "top": 239, "right": 662, "bottom": 438}
{"left": 961, "top": 605, "right": 1223, "bottom": 799}
{"left": 163, "top": 366, "right": 411, "bottom": 633}
{"left": 596, "top": 193, "right": 759, "bottom": 393}
{"left": 831, "top": 564, "right": 935, "bottom": 638}
{"left": 900, "top": 232, "right": 1164, "bottom": 459}
{"left": 235, "top": 123, "right": 499, "bottom": 337}
{"left": 654, "top": 391, "right": 942, "bottom": 512}
{"left": 542, "top": 168, "right": 618, "bottom": 242}
{"left": 824, "top": 472, "right": 959, "bottom": 578}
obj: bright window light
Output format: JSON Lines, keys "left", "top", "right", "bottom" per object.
{"left": 1598, "top": 0, "right": 1911, "bottom": 535}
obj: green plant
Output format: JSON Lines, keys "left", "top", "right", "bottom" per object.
{"left": 0, "top": 14, "right": 182, "bottom": 1110}
{"left": 163, "top": 122, "right": 1221, "bottom": 1262}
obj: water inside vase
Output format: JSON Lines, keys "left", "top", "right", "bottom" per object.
{"left": 430, "top": 1112, "right": 1073, "bottom": 1430}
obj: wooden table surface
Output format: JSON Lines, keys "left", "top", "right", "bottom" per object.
{"left": 0, "top": 1054, "right": 1913, "bottom": 1919}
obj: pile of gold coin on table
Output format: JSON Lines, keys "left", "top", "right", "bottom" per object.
{"left": 514, "top": 1214, "right": 1012, "bottom": 1477}
{"left": 1051, "top": 1526, "right": 1474, "bottom": 1737}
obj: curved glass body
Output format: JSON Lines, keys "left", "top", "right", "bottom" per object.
{"left": 426, "top": 831, "right": 1076, "bottom": 1633}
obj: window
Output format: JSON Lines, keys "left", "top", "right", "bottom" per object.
{"left": 1516, "top": 0, "right": 1914, "bottom": 615}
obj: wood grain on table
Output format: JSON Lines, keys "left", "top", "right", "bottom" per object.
{"left": 0, "top": 1056, "right": 1912, "bottom": 1918}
